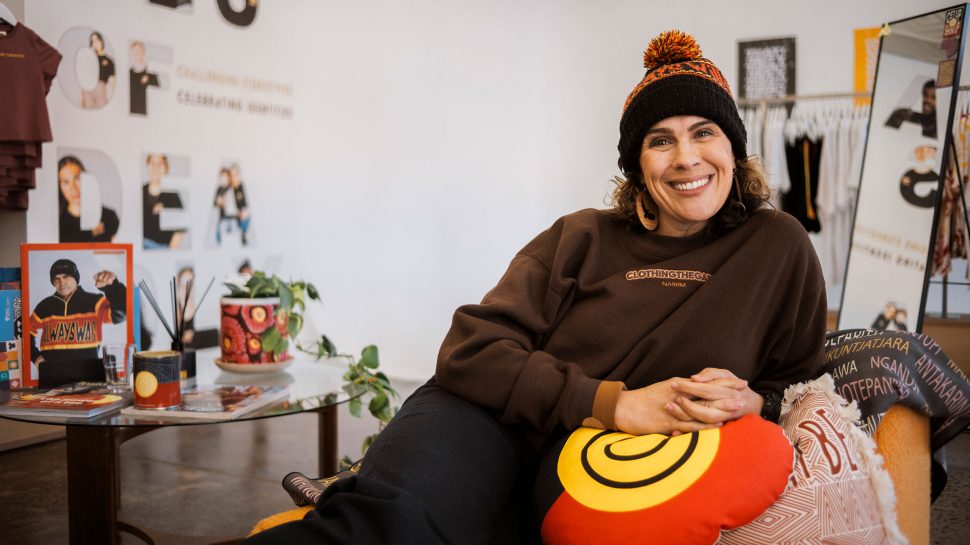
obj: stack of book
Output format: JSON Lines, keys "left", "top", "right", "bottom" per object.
{"left": 0, "top": 382, "right": 130, "bottom": 418}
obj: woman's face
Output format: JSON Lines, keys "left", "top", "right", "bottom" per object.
{"left": 639, "top": 115, "right": 735, "bottom": 237}
{"left": 130, "top": 43, "right": 145, "bottom": 66}
{"left": 58, "top": 163, "right": 82, "bottom": 207}
{"left": 90, "top": 33, "right": 104, "bottom": 54}
{"left": 147, "top": 155, "right": 167, "bottom": 182}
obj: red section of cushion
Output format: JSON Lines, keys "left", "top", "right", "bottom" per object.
{"left": 541, "top": 414, "right": 792, "bottom": 545}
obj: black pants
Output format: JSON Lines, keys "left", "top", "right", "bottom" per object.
{"left": 242, "top": 379, "right": 541, "bottom": 545}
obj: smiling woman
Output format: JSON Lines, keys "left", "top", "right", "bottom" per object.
{"left": 611, "top": 33, "right": 770, "bottom": 239}
{"left": 242, "top": 29, "right": 825, "bottom": 545}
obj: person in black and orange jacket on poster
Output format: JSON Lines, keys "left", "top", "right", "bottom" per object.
{"left": 29, "top": 259, "right": 126, "bottom": 388}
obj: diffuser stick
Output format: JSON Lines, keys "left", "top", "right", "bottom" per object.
{"left": 138, "top": 280, "right": 176, "bottom": 341}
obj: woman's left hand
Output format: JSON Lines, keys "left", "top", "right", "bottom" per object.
{"left": 664, "top": 367, "right": 763, "bottom": 427}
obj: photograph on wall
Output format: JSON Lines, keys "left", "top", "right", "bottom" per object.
{"left": 56, "top": 150, "right": 122, "bottom": 243}
{"left": 737, "top": 37, "right": 796, "bottom": 100}
{"left": 55, "top": 27, "right": 117, "bottom": 112}
{"left": 174, "top": 263, "right": 218, "bottom": 349}
{"left": 142, "top": 152, "right": 189, "bottom": 250}
{"left": 82, "top": 30, "right": 116, "bottom": 110}
{"left": 209, "top": 162, "right": 253, "bottom": 248}
{"left": 128, "top": 40, "right": 163, "bottom": 117}
{"left": 839, "top": 7, "right": 961, "bottom": 330}
{"left": 20, "top": 243, "right": 133, "bottom": 388}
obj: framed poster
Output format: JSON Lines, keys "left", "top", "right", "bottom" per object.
{"left": 21, "top": 243, "right": 133, "bottom": 388}
{"left": 839, "top": 6, "right": 965, "bottom": 332}
{"left": 737, "top": 37, "right": 796, "bottom": 100}
{"left": 854, "top": 27, "right": 882, "bottom": 103}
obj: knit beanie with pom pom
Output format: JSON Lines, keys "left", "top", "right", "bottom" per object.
{"left": 618, "top": 30, "right": 747, "bottom": 179}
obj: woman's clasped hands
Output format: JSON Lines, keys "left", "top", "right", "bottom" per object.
{"left": 614, "top": 367, "right": 764, "bottom": 436}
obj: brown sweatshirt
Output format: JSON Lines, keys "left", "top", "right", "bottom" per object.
{"left": 436, "top": 208, "right": 826, "bottom": 439}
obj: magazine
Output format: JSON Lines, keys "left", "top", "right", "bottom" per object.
{"left": 0, "top": 289, "right": 22, "bottom": 388}
{"left": 0, "top": 382, "right": 132, "bottom": 418}
{"left": 121, "top": 384, "right": 289, "bottom": 421}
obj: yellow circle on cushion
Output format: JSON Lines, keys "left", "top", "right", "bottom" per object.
{"left": 557, "top": 427, "right": 719, "bottom": 512}
{"left": 134, "top": 371, "right": 158, "bottom": 398}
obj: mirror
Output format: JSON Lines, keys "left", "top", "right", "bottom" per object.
{"left": 839, "top": 6, "right": 964, "bottom": 332}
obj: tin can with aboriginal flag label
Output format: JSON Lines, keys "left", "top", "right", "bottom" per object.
{"left": 132, "top": 351, "right": 182, "bottom": 409}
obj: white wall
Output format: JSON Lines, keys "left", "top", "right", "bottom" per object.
{"left": 26, "top": 0, "right": 956, "bottom": 380}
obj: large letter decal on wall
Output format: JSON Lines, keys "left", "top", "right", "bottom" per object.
{"left": 57, "top": 27, "right": 118, "bottom": 110}
{"left": 142, "top": 152, "right": 191, "bottom": 250}
{"left": 55, "top": 147, "right": 123, "bottom": 243}
{"left": 217, "top": 0, "right": 258, "bottom": 27}
{"left": 884, "top": 78, "right": 938, "bottom": 139}
{"left": 128, "top": 40, "right": 172, "bottom": 117}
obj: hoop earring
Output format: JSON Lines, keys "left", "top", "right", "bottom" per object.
{"left": 636, "top": 191, "right": 658, "bottom": 231}
{"left": 730, "top": 174, "right": 747, "bottom": 214}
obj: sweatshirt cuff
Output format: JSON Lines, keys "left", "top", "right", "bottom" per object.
{"left": 581, "top": 381, "right": 626, "bottom": 430}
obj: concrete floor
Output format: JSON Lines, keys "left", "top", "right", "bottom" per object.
{"left": 0, "top": 381, "right": 968, "bottom": 544}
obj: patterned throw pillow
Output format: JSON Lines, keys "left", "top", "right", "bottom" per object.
{"left": 535, "top": 414, "right": 794, "bottom": 545}
{"left": 718, "top": 375, "right": 905, "bottom": 544}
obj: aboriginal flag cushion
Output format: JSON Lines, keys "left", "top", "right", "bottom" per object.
{"left": 718, "top": 375, "right": 902, "bottom": 544}
{"left": 534, "top": 414, "right": 793, "bottom": 545}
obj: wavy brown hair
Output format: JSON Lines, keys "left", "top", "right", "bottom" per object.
{"left": 609, "top": 155, "right": 771, "bottom": 235}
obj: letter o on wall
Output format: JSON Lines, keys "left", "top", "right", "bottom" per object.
{"left": 57, "top": 27, "right": 117, "bottom": 110}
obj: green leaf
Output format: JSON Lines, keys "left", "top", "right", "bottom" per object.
{"left": 278, "top": 283, "right": 293, "bottom": 311}
{"left": 368, "top": 393, "right": 388, "bottom": 416}
{"left": 361, "top": 345, "right": 379, "bottom": 368}
{"left": 261, "top": 327, "right": 282, "bottom": 352}
{"left": 320, "top": 335, "right": 337, "bottom": 357}
{"left": 292, "top": 286, "right": 306, "bottom": 311}
{"left": 287, "top": 314, "right": 302, "bottom": 339}
{"left": 223, "top": 283, "right": 247, "bottom": 297}
{"left": 362, "top": 433, "right": 377, "bottom": 454}
{"left": 307, "top": 283, "right": 320, "bottom": 300}
{"left": 348, "top": 397, "right": 362, "bottom": 418}
{"left": 339, "top": 456, "right": 355, "bottom": 471}
{"left": 276, "top": 338, "right": 289, "bottom": 355}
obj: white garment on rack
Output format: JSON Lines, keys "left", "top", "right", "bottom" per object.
{"left": 815, "top": 103, "right": 841, "bottom": 290}
{"left": 742, "top": 105, "right": 765, "bottom": 159}
{"left": 784, "top": 99, "right": 863, "bottom": 293}
{"left": 761, "top": 106, "right": 790, "bottom": 209}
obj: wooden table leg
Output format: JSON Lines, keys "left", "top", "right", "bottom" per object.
{"left": 65, "top": 426, "right": 158, "bottom": 545}
{"left": 66, "top": 426, "right": 123, "bottom": 545}
{"left": 318, "top": 405, "right": 338, "bottom": 476}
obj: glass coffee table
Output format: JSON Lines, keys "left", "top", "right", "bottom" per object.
{"left": 0, "top": 348, "right": 356, "bottom": 545}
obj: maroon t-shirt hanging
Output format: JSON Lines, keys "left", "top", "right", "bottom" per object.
{"left": 0, "top": 22, "right": 61, "bottom": 142}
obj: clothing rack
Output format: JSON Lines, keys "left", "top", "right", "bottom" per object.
{"left": 736, "top": 91, "right": 871, "bottom": 107}
{"left": 738, "top": 85, "right": 970, "bottom": 107}
{"left": 739, "top": 87, "right": 970, "bottom": 317}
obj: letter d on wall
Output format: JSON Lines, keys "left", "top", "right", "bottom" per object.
{"left": 56, "top": 147, "right": 123, "bottom": 238}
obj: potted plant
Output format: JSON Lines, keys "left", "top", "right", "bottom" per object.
{"left": 220, "top": 271, "right": 319, "bottom": 364}
{"left": 300, "top": 334, "right": 399, "bottom": 465}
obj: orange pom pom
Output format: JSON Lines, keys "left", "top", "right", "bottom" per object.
{"left": 642, "top": 30, "right": 703, "bottom": 70}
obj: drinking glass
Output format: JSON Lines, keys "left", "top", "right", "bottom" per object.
{"left": 102, "top": 343, "right": 135, "bottom": 393}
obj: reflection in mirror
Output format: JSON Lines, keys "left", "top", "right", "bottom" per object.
{"left": 925, "top": 7, "right": 970, "bottom": 318}
{"left": 839, "top": 6, "right": 962, "bottom": 332}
